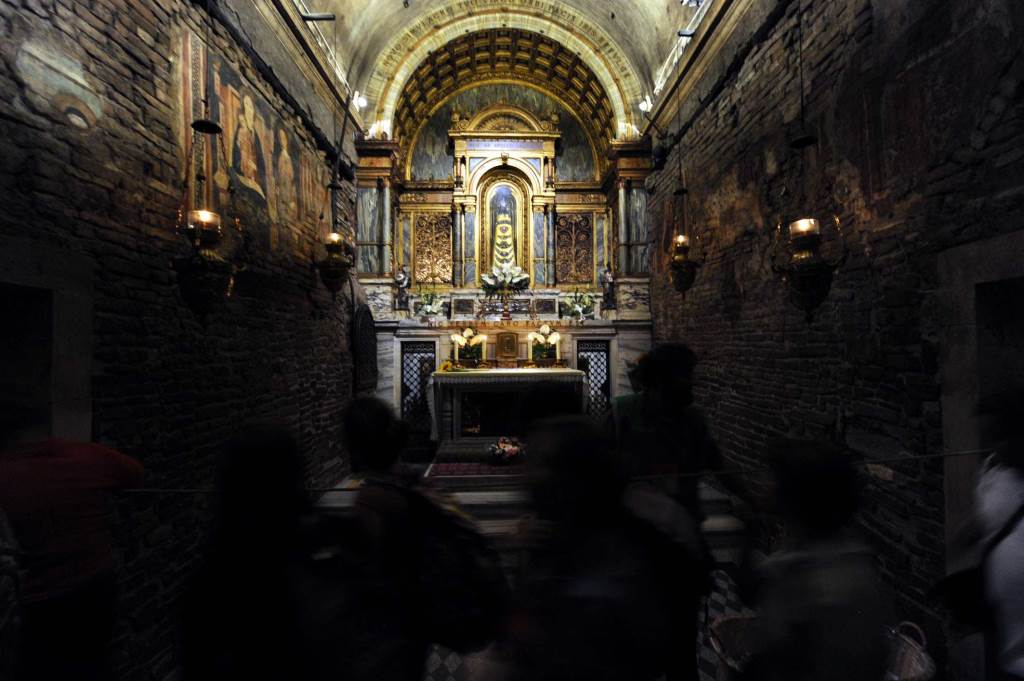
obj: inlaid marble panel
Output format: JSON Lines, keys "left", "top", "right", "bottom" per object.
{"left": 629, "top": 188, "right": 649, "bottom": 274}
{"left": 357, "top": 188, "right": 380, "bottom": 273}
{"left": 596, "top": 214, "right": 606, "bottom": 270}
{"left": 402, "top": 215, "right": 412, "bottom": 266}
{"left": 464, "top": 212, "right": 476, "bottom": 284}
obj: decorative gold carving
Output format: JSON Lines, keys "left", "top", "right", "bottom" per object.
{"left": 555, "top": 214, "right": 594, "bottom": 284}
{"left": 393, "top": 28, "right": 614, "bottom": 161}
{"left": 414, "top": 213, "right": 453, "bottom": 284}
{"left": 477, "top": 113, "right": 531, "bottom": 132}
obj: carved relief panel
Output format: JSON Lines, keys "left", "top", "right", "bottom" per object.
{"left": 555, "top": 214, "right": 594, "bottom": 284}
{"left": 413, "top": 213, "right": 453, "bottom": 284}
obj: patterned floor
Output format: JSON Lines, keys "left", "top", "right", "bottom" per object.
{"left": 423, "top": 569, "right": 751, "bottom": 681}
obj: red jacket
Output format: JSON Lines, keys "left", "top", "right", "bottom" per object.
{"left": 0, "top": 439, "right": 143, "bottom": 602}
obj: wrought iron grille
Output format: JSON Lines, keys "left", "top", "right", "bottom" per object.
{"left": 400, "top": 341, "right": 436, "bottom": 434}
{"left": 577, "top": 340, "right": 612, "bottom": 419}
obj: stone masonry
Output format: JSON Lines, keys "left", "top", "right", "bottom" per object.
{"left": 646, "top": 0, "right": 1024, "bottom": 673}
{"left": 0, "top": 1, "right": 356, "bottom": 678}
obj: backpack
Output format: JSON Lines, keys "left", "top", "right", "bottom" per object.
{"left": 349, "top": 278, "right": 378, "bottom": 394}
{"left": 398, "top": 486, "right": 509, "bottom": 652}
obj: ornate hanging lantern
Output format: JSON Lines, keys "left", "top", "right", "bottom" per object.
{"left": 173, "top": 0, "right": 242, "bottom": 314}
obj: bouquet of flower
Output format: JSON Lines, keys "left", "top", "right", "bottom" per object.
{"left": 560, "top": 289, "right": 595, "bottom": 322}
{"left": 489, "top": 437, "right": 524, "bottom": 465}
{"left": 450, "top": 326, "right": 487, "bottom": 361}
{"left": 527, "top": 324, "right": 561, "bottom": 360}
{"left": 481, "top": 262, "right": 530, "bottom": 299}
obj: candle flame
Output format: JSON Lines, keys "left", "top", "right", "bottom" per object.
{"left": 328, "top": 232, "right": 342, "bottom": 243}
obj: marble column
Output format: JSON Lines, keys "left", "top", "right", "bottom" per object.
{"left": 452, "top": 204, "right": 464, "bottom": 287}
{"left": 381, "top": 178, "right": 393, "bottom": 274}
{"left": 545, "top": 203, "right": 556, "bottom": 285}
{"left": 617, "top": 179, "right": 629, "bottom": 274}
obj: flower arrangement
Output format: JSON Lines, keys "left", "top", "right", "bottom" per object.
{"left": 481, "top": 262, "right": 530, "bottom": 299}
{"left": 527, "top": 324, "right": 561, "bottom": 361}
{"left": 450, "top": 326, "right": 487, "bottom": 362}
{"left": 439, "top": 359, "right": 455, "bottom": 372}
{"left": 489, "top": 437, "right": 524, "bottom": 465}
{"left": 419, "top": 291, "right": 446, "bottom": 317}
{"left": 559, "top": 289, "right": 596, "bottom": 323}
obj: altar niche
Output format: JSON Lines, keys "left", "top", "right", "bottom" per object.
{"left": 450, "top": 104, "right": 559, "bottom": 288}
{"left": 481, "top": 175, "right": 529, "bottom": 275}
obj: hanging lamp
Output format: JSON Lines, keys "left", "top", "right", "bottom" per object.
{"left": 771, "top": 0, "right": 846, "bottom": 320}
{"left": 313, "top": 12, "right": 355, "bottom": 296}
{"left": 173, "top": 0, "right": 241, "bottom": 314}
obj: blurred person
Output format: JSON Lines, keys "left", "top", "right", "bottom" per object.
{"left": 181, "top": 424, "right": 322, "bottom": 681}
{"left": 339, "top": 397, "right": 506, "bottom": 680}
{"left": 737, "top": 439, "right": 889, "bottom": 681}
{"left": 976, "top": 389, "right": 1024, "bottom": 680}
{"left": 611, "top": 342, "right": 722, "bottom": 521}
{"left": 611, "top": 342, "right": 724, "bottom": 681}
{"left": 486, "top": 416, "right": 704, "bottom": 681}
{"left": 0, "top": 402, "right": 143, "bottom": 681}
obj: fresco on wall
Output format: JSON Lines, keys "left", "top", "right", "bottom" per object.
{"left": 409, "top": 83, "right": 596, "bottom": 182}
{"left": 181, "top": 34, "right": 339, "bottom": 255}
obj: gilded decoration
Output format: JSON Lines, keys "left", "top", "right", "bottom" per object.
{"left": 555, "top": 214, "right": 594, "bottom": 284}
{"left": 392, "top": 28, "right": 614, "bottom": 150}
{"left": 414, "top": 213, "right": 453, "bottom": 284}
{"left": 478, "top": 172, "right": 532, "bottom": 278}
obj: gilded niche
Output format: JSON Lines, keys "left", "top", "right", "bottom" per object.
{"left": 414, "top": 213, "right": 453, "bottom": 284}
{"left": 555, "top": 214, "right": 594, "bottom": 284}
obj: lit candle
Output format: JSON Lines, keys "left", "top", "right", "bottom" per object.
{"left": 187, "top": 208, "right": 221, "bottom": 230}
{"left": 328, "top": 232, "right": 342, "bottom": 244}
{"left": 675, "top": 234, "right": 690, "bottom": 247}
{"left": 789, "top": 218, "right": 821, "bottom": 237}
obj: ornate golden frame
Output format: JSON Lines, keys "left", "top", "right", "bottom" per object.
{"left": 478, "top": 171, "right": 532, "bottom": 283}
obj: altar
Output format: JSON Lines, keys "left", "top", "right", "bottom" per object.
{"left": 349, "top": 103, "right": 656, "bottom": 449}
{"left": 430, "top": 368, "right": 586, "bottom": 456}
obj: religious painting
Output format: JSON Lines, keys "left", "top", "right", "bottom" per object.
{"left": 555, "top": 214, "right": 594, "bottom": 284}
{"left": 180, "top": 33, "right": 339, "bottom": 255}
{"left": 413, "top": 213, "right": 453, "bottom": 284}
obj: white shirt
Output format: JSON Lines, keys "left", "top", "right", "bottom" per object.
{"left": 978, "top": 456, "right": 1024, "bottom": 676}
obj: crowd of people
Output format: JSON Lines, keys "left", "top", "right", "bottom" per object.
{"left": 0, "top": 343, "right": 1021, "bottom": 681}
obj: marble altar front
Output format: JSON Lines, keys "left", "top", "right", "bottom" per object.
{"left": 430, "top": 368, "right": 586, "bottom": 456}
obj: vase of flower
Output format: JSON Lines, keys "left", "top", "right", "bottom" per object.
{"left": 482, "top": 263, "right": 530, "bottom": 319}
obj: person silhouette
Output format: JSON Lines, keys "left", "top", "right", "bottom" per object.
{"left": 0, "top": 402, "right": 143, "bottom": 681}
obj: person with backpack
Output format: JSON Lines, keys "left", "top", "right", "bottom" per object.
{"left": 611, "top": 343, "right": 731, "bottom": 681}
{"left": 339, "top": 397, "right": 507, "bottom": 680}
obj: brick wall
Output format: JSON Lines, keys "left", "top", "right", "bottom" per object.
{"left": 0, "top": 1, "right": 355, "bottom": 678}
{"left": 647, "top": 0, "right": 1024, "bottom": 665}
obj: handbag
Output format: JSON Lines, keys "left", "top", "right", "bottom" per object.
{"left": 885, "top": 621, "right": 936, "bottom": 681}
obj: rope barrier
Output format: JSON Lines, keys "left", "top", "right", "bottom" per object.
{"left": 118, "top": 447, "right": 995, "bottom": 495}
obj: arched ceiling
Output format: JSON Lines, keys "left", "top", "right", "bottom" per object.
{"left": 312, "top": 0, "right": 702, "bottom": 137}
{"left": 392, "top": 28, "right": 615, "bottom": 151}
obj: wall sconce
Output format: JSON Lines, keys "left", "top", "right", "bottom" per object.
{"left": 670, "top": 233, "right": 702, "bottom": 293}
{"left": 771, "top": 216, "right": 847, "bottom": 320}
{"left": 315, "top": 231, "right": 355, "bottom": 296}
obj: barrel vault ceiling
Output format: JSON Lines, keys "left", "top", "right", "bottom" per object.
{"left": 303, "top": 0, "right": 702, "bottom": 138}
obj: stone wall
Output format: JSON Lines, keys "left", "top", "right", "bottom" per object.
{"left": 0, "top": 1, "right": 355, "bottom": 678}
{"left": 646, "top": 0, "right": 1024, "bottom": 669}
